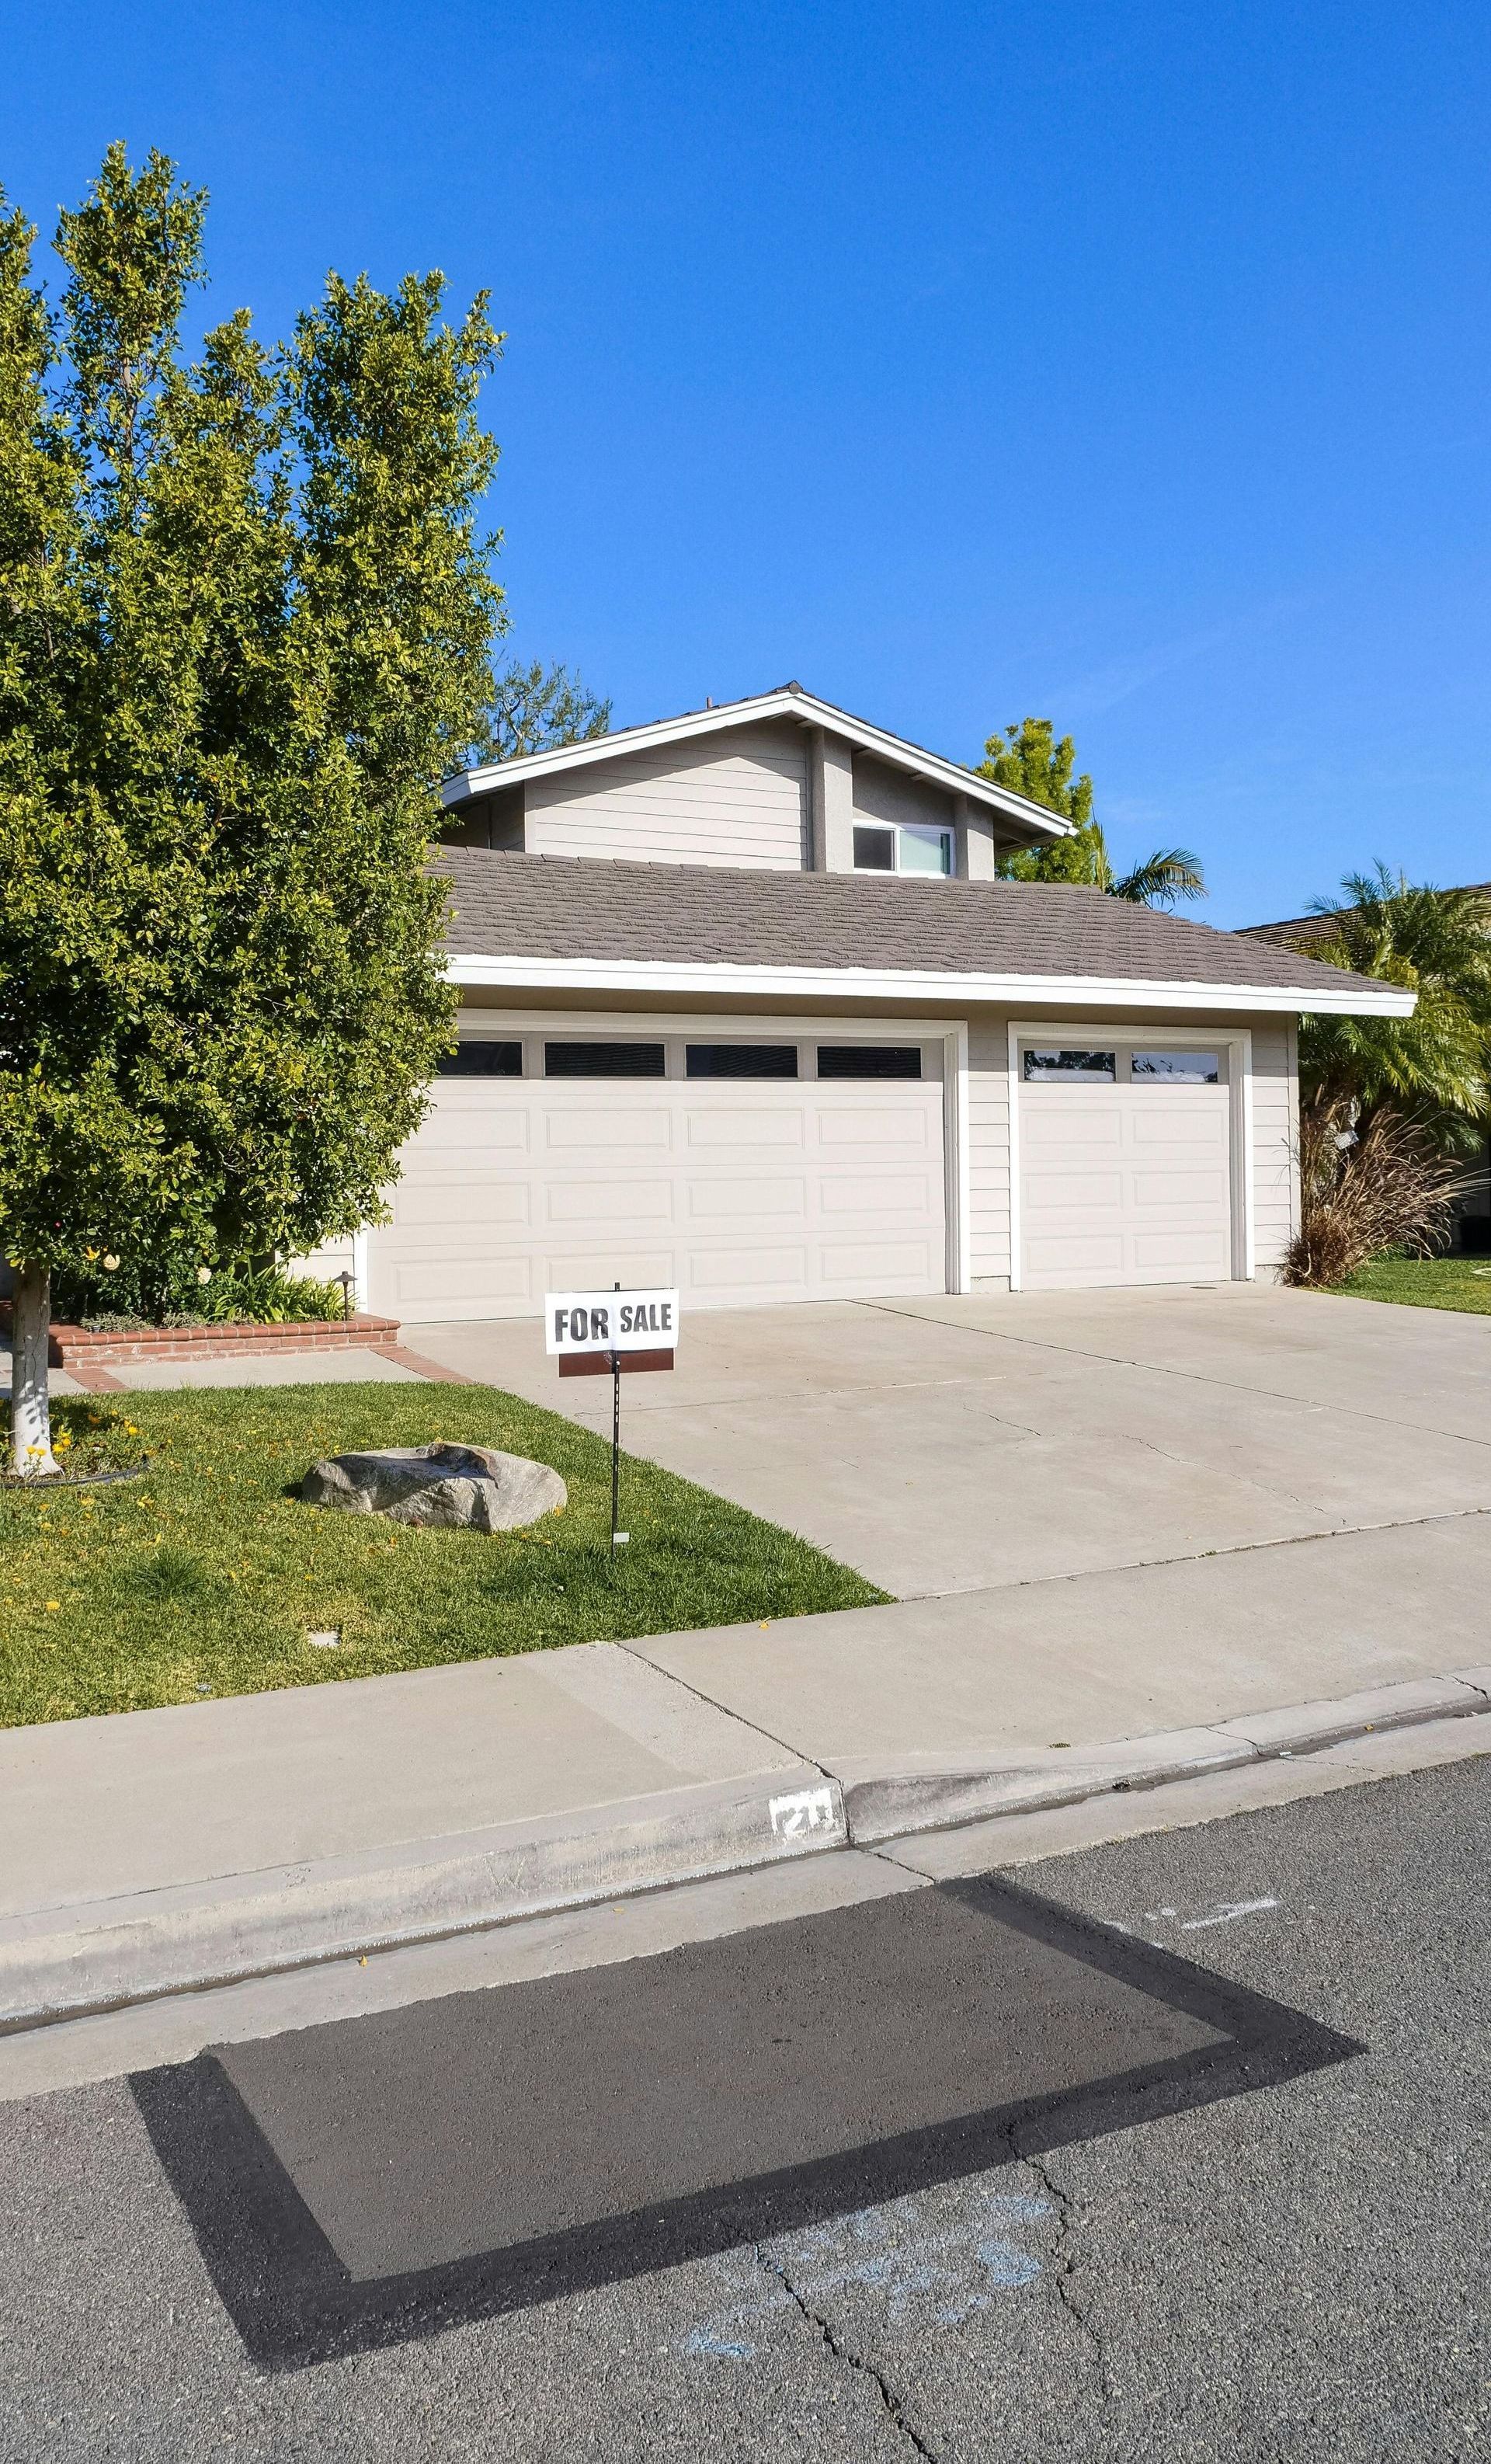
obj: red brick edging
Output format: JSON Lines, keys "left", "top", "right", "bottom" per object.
{"left": 2, "top": 1304, "right": 400, "bottom": 1368}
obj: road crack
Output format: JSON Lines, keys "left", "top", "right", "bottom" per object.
{"left": 1014, "top": 2139, "right": 1114, "bottom": 2405}
{"left": 753, "top": 2243, "right": 940, "bottom": 2459}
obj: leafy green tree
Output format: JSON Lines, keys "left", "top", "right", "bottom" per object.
{"left": 1292, "top": 866, "right": 1491, "bottom": 1138}
{"left": 978, "top": 717, "right": 1204, "bottom": 907}
{"left": 458, "top": 657, "right": 610, "bottom": 767}
{"left": 0, "top": 145, "right": 502, "bottom": 1473}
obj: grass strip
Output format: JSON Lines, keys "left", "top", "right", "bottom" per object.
{"left": 0, "top": 1383, "right": 887, "bottom": 1728}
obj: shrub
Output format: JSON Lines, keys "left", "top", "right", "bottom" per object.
{"left": 1284, "top": 1105, "right": 1463, "bottom": 1289}
{"left": 54, "top": 1256, "right": 349, "bottom": 1328}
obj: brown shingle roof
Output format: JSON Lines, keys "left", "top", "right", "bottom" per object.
{"left": 436, "top": 850, "right": 1375, "bottom": 997}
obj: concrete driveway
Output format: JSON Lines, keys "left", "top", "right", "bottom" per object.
{"left": 410, "top": 1284, "right": 1491, "bottom": 1601}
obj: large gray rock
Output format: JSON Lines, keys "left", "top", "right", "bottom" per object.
{"left": 301, "top": 1441, "right": 565, "bottom": 1532}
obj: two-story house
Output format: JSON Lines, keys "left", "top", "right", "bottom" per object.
{"left": 339, "top": 684, "right": 1411, "bottom": 1324}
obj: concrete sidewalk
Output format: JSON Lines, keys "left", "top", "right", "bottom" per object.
{"left": 4, "top": 1542, "right": 1489, "bottom": 2034}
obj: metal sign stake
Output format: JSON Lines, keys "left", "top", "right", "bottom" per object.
{"left": 610, "top": 1282, "right": 621, "bottom": 1558}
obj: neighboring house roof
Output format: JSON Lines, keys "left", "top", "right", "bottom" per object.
{"left": 436, "top": 851, "right": 1413, "bottom": 1017}
{"left": 1239, "top": 882, "right": 1491, "bottom": 944}
{"left": 440, "top": 681, "right": 1073, "bottom": 842}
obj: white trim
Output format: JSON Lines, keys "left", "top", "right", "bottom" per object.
{"left": 447, "top": 952, "right": 1416, "bottom": 1019}
{"left": 947, "top": 1022, "right": 972, "bottom": 1293}
{"left": 1007, "top": 1020, "right": 1256, "bottom": 1293}
{"left": 441, "top": 687, "right": 1072, "bottom": 839}
{"left": 351, "top": 1226, "right": 370, "bottom": 1313}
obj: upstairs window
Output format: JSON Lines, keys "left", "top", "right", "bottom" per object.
{"left": 852, "top": 822, "right": 953, "bottom": 877}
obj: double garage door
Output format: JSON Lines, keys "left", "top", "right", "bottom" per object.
{"left": 374, "top": 1030, "right": 948, "bottom": 1324}
{"left": 1017, "top": 1035, "right": 1237, "bottom": 1290}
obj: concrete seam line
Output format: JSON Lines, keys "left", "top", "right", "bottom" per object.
{"left": 856, "top": 1298, "right": 1491, "bottom": 1456}
{"left": 610, "top": 1637, "right": 834, "bottom": 1780}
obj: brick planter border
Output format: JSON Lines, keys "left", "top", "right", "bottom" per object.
{"left": 1, "top": 1304, "right": 400, "bottom": 1368}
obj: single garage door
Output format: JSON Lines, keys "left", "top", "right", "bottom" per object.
{"left": 1017, "top": 1037, "right": 1236, "bottom": 1291}
{"left": 370, "top": 1030, "right": 947, "bottom": 1323}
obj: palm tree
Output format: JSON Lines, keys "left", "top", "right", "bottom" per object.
{"left": 1291, "top": 865, "right": 1491, "bottom": 1139}
{"left": 1107, "top": 847, "right": 1207, "bottom": 908}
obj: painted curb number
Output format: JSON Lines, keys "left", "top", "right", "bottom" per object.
{"left": 769, "top": 1784, "right": 840, "bottom": 1843}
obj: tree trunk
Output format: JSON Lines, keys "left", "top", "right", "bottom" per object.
{"left": 9, "top": 1263, "right": 58, "bottom": 1477}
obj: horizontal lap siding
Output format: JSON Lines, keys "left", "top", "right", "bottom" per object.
{"left": 526, "top": 724, "right": 809, "bottom": 869}
{"left": 1249, "top": 1017, "right": 1299, "bottom": 1275}
{"left": 967, "top": 1022, "right": 1013, "bottom": 1279}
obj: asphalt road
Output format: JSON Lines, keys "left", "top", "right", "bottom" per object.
{"left": 2, "top": 1758, "right": 1487, "bottom": 2462}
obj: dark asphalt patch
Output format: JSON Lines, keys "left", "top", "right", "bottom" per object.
{"left": 130, "top": 1874, "right": 1361, "bottom": 2371}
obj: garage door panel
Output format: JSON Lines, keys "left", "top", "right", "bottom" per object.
{"left": 816, "top": 1170, "right": 937, "bottom": 1220}
{"left": 393, "top": 1254, "right": 538, "bottom": 1307}
{"left": 1131, "top": 1230, "right": 1233, "bottom": 1273}
{"left": 818, "top": 1238, "right": 944, "bottom": 1289}
{"left": 377, "top": 1045, "right": 946, "bottom": 1321}
{"left": 685, "top": 1176, "right": 808, "bottom": 1223}
{"left": 543, "top": 1178, "right": 676, "bottom": 1227}
{"left": 543, "top": 1107, "right": 673, "bottom": 1152}
{"left": 1129, "top": 1168, "right": 1231, "bottom": 1211}
{"left": 1024, "top": 1169, "right": 1125, "bottom": 1213}
{"left": 685, "top": 1108, "right": 807, "bottom": 1151}
{"left": 815, "top": 1103, "right": 937, "bottom": 1152}
{"left": 1023, "top": 1103, "right": 1124, "bottom": 1151}
{"left": 683, "top": 1246, "right": 812, "bottom": 1295}
{"left": 1019, "top": 1042, "right": 1237, "bottom": 1293}
{"left": 392, "top": 1178, "right": 533, "bottom": 1230}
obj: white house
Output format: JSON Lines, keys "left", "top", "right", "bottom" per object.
{"left": 332, "top": 684, "right": 1412, "bottom": 1324}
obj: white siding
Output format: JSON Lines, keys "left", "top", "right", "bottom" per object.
{"left": 524, "top": 723, "right": 809, "bottom": 869}
{"left": 968, "top": 1023, "right": 1013, "bottom": 1279}
{"left": 1250, "top": 1017, "right": 1299, "bottom": 1276}
{"left": 850, "top": 755, "right": 955, "bottom": 841}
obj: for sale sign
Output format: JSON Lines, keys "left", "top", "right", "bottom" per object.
{"left": 544, "top": 1288, "right": 680, "bottom": 1357}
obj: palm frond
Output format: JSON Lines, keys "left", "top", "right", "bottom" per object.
{"left": 1107, "top": 847, "right": 1206, "bottom": 908}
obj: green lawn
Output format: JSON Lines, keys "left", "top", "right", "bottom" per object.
{"left": 0, "top": 1384, "right": 887, "bottom": 1728}
{"left": 1330, "top": 1255, "right": 1491, "bottom": 1314}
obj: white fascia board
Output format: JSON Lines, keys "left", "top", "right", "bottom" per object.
{"left": 445, "top": 953, "right": 1416, "bottom": 1018}
{"left": 440, "top": 690, "right": 1072, "bottom": 840}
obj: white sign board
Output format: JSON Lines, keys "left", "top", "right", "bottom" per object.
{"left": 544, "top": 1288, "right": 680, "bottom": 1357}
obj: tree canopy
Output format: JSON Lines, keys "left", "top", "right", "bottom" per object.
{"left": 459, "top": 657, "right": 611, "bottom": 766}
{"left": 1292, "top": 866, "right": 1491, "bottom": 1139}
{"left": 0, "top": 144, "right": 503, "bottom": 1467}
{"left": 978, "top": 717, "right": 1204, "bottom": 907}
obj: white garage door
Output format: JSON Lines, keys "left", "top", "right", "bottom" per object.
{"left": 1017, "top": 1038, "right": 1236, "bottom": 1290}
{"left": 370, "top": 1030, "right": 947, "bottom": 1323}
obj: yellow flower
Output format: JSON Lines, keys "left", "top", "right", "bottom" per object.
{"left": 44, "top": 1600, "right": 60, "bottom": 1612}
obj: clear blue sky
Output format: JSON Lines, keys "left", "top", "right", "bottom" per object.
{"left": 5, "top": 2, "right": 1489, "bottom": 924}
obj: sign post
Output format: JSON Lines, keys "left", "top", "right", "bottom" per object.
{"left": 544, "top": 1287, "right": 680, "bottom": 1557}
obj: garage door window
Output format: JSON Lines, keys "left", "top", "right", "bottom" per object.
{"left": 818, "top": 1046, "right": 923, "bottom": 1080}
{"left": 686, "top": 1044, "right": 799, "bottom": 1078}
{"left": 1131, "top": 1051, "right": 1222, "bottom": 1083}
{"left": 544, "top": 1042, "right": 666, "bottom": 1078}
{"left": 1023, "top": 1049, "right": 1116, "bottom": 1081}
{"left": 437, "top": 1042, "right": 523, "bottom": 1077}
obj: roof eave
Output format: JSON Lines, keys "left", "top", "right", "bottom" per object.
{"left": 440, "top": 688, "right": 1072, "bottom": 841}
{"left": 443, "top": 952, "right": 1416, "bottom": 1018}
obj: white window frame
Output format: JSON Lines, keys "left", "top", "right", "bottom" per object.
{"left": 1006, "top": 1019, "right": 1255, "bottom": 1293}
{"left": 851, "top": 820, "right": 954, "bottom": 879}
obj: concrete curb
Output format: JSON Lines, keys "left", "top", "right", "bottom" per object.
{"left": 5, "top": 1667, "right": 1488, "bottom": 2034}
{"left": 0, "top": 1765, "right": 843, "bottom": 2032}
{"left": 837, "top": 1669, "right": 1491, "bottom": 1845}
